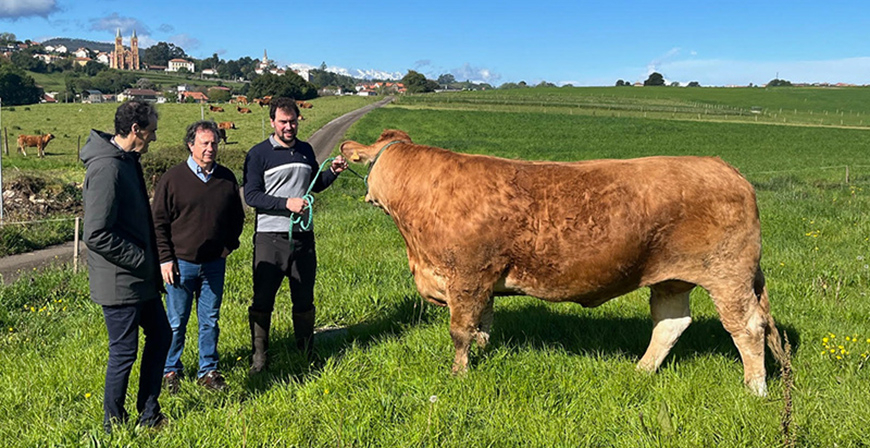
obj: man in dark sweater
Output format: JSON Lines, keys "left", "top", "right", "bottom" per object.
{"left": 152, "top": 120, "right": 245, "bottom": 392}
{"left": 243, "top": 97, "right": 348, "bottom": 373}
{"left": 81, "top": 100, "right": 171, "bottom": 432}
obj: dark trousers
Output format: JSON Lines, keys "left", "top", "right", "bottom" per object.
{"left": 101, "top": 298, "right": 171, "bottom": 428}
{"left": 251, "top": 232, "right": 317, "bottom": 314}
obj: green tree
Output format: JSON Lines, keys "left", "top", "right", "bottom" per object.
{"left": 0, "top": 65, "right": 43, "bottom": 105}
{"left": 0, "top": 32, "right": 16, "bottom": 45}
{"left": 142, "top": 42, "right": 187, "bottom": 66}
{"left": 437, "top": 73, "right": 456, "bottom": 85}
{"left": 644, "top": 72, "right": 665, "bottom": 86}
{"left": 616, "top": 79, "right": 625, "bottom": 86}
{"left": 11, "top": 51, "right": 46, "bottom": 72}
{"left": 767, "top": 78, "right": 793, "bottom": 87}
{"left": 687, "top": 81, "right": 701, "bottom": 87}
{"left": 248, "top": 72, "right": 318, "bottom": 100}
{"left": 402, "top": 70, "right": 436, "bottom": 93}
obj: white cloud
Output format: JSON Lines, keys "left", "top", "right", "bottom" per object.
{"left": 656, "top": 57, "right": 870, "bottom": 86}
{"left": 451, "top": 63, "right": 501, "bottom": 84}
{"left": 168, "top": 33, "right": 200, "bottom": 51}
{"left": 0, "top": 0, "right": 57, "bottom": 19}
{"left": 89, "top": 13, "right": 150, "bottom": 36}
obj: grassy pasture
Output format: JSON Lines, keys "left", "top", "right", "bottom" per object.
{"left": 397, "top": 86, "right": 870, "bottom": 128}
{"left": 0, "top": 96, "right": 377, "bottom": 255}
{"left": 1, "top": 88, "right": 870, "bottom": 446}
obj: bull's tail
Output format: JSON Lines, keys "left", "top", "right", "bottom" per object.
{"left": 754, "top": 269, "right": 787, "bottom": 365}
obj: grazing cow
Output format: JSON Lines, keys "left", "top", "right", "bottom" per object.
{"left": 252, "top": 98, "right": 270, "bottom": 107}
{"left": 237, "top": 106, "right": 252, "bottom": 114}
{"left": 217, "top": 121, "right": 236, "bottom": 130}
{"left": 17, "top": 133, "right": 55, "bottom": 158}
{"left": 209, "top": 105, "right": 225, "bottom": 112}
{"left": 340, "top": 129, "right": 786, "bottom": 396}
{"left": 217, "top": 128, "right": 228, "bottom": 144}
{"left": 296, "top": 101, "right": 313, "bottom": 109}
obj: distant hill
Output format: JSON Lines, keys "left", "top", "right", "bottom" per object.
{"left": 41, "top": 37, "right": 117, "bottom": 53}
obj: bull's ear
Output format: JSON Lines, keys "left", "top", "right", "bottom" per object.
{"left": 378, "top": 129, "right": 412, "bottom": 143}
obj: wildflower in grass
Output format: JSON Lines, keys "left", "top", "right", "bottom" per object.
{"left": 430, "top": 395, "right": 438, "bottom": 403}
{"left": 85, "top": 393, "right": 91, "bottom": 398}
{"left": 324, "top": 388, "right": 330, "bottom": 395}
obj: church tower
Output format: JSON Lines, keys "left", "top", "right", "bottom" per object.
{"left": 131, "top": 29, "right": 139, "bottom": 70}
{"left": 112, "top": 28, "right": 123, "bottom": 69}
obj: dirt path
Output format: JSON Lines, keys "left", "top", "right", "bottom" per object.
{"left": 0, "top": 97, "right": 394, "bottom": 285}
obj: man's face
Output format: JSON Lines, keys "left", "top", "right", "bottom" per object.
{"left": 270, "top": 107, "right": 298, "bottom": 146}
{"left": 189, "top": 128, "right": 218, "bottom": 169}
{"left": 132, "top": 114, "right": 158, "bottom": 154}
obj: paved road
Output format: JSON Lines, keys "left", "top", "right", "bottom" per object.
{"left": 0, "top": 97, "right": 394, "bottom": 285}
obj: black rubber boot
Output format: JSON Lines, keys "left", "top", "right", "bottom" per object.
{"left": 248, "top": 310, "right": 271, "bottom": 375}
{"left": 292, "top": 308, "right": 316, "bottom": 359}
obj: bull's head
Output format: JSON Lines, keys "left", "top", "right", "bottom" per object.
{"left": 339, "top": 129, "right": 412, "bottom": 165}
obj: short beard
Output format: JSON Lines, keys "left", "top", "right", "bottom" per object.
{"left": 276, "top": 132, "right": 296, "bottom": 146}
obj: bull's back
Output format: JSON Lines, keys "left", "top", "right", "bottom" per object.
{"left": 502, "top": 156, "right": 760, "bottom": 302}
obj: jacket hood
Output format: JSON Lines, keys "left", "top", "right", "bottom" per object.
{"left": 80, "top": 129, "right": 131, "bottom": 166}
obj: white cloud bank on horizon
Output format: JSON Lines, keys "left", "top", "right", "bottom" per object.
{"left": 656, "top": 57, "right": 870, "bottom": 86}
{"left": 0, "top": 0, "right": 57, "bottom": 19}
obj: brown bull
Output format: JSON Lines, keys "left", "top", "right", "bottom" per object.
{"left": 217, "top": 121, "right": 236, "bottom": 130}
{"left": 17, "top": 133, "right": 55, "bottom": 158}
{"left": 237, "top": 106, "right": 252, "bottom": 114}
{"left": 209, "top": 105, "right": 224, "bottom": 112}
{"left": 340, "top": 129, "right": 786, "bottom": 396}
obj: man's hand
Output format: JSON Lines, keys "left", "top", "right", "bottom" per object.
{"left": 285, "top": 197, "right": 308, "bottom": 213}
{"left": 330, "top": 155, "right": 349, "bottom": 174}
{"left": 161, "top": 261, "right": 178, "bottom": 286}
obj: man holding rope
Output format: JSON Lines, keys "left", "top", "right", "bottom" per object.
{"left": 242, "top": 97, "right": 348, "bottom": 373}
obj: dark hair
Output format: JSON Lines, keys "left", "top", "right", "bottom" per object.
{"left": 269, "top": 97, "right": 300, "bottom": 120}
{"left": 114, "top": 100, "right": 157, "bottom": 137}
{"left": 183, "top": 120, "right": 220, "bottom": 151}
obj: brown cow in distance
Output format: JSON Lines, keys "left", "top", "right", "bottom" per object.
{"left": 209, "top": 105, "right": 224, "bottom": 112}
{"left": 252, "top": 98, "right": 270, "bottom": 107}
{"left": 17, "top": 133, "right": 55, "bottom": 158}
{"left": 296, "top": 101, "right": 313, "bottom": 109}
{"left": 237, "top": 106, "right": 252, "bottom": 114}
{"left": 341, "top": 129, "right": 786, "bottom": 396}
{"left": 217, "top": 121, "right": 236, "bottom": 130}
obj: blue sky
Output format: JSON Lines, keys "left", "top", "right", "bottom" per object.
{"left": 2, "top": 0, "right": 869, "bottom": 86}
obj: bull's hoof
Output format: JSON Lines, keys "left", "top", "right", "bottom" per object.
{"left": 451, "top": 363, "right": 468, "bottom": 376}
{"left": 746, "top": 377, "right": 768, "bottom": 397}
{"left": 474, "top": 331, "right": 490, "bottom": 349}
{"left": 635, "top": 360, "right": 657, "bottom": 373}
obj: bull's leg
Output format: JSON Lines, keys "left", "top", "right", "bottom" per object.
{"left": 474, "top": 297, "right": 494, "bottom": 349}
{"left": 38, "top": 146, "right": 44, "bottom": 158}
{"left": 708, "top": 284, "right": 769, "bottom": 396}
{"left": 448, "top": 293, "right": 490, "bottom": 375}
{"left": 637, "top": 282, "right": 693, "bottom": 372}
{"left": 18, "top": 145, "right": 26, "bottom": 157}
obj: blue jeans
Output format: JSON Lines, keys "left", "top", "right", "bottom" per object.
{"left": 163, "top": 258, "right": 226, "bottom": 378}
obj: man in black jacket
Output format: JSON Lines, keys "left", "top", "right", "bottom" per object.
{"left": 81, "top": 100, "right": 171, "bottom": 432}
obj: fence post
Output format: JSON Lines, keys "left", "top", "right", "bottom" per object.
{"left": 74, "top": 217, "right": 80, "bottom": 274}
{"left": 846, "top": 166, "right": 850, "bottom": 184}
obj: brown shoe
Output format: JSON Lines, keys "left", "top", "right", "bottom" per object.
{"left": 197, "top": 371, "right": 227, "bottom": 391}
{"left": 163, "top": 371, "right": 180, "bottom": 395}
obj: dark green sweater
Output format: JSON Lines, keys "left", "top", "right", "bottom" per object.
{"left": 152, "top": 162, "right": 245, "bottom": 264}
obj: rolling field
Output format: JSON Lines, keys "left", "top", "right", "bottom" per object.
{"left": 0, "top": 96, "right": 378, "bottom": 255}
{"left": 1, "top": 88, "right": 869, "bottom": 446}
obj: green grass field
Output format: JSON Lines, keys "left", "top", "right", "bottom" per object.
{"left": 0, "top": 96, "right": 378, "bottom": 255}
{"left": 1, "top": 88, "right": 869, "bottom": 446}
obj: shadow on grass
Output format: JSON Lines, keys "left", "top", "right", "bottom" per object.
{"left": 223, "top": 294, "right": 428, "bottom": 395}
{"left": 490, "top": 302, "right": 801, "bottom": 376}
{"left": 223, "top": 297, "right": 800, "bottom": 395}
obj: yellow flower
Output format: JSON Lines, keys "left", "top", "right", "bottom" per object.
{"left": 324, "top": 388, "right": 330, "bottom": 395}
{"left": 236, "top": 356, "right": 242, "bottom": 361}
{"left": 85, "top": 393, "right": 92, "bottom": 399}
{"left": 846, "top": 336, "right": 851, "bottom": 341}
{"left": 823, "top": 337, "right": 829, "bottom": 343}
{"left": 836, "top": 356, "right": 842, "bottom": 360}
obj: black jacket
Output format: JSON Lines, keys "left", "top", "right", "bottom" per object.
{"left": 80, "top": 130, "right": 162, "bottom": 306}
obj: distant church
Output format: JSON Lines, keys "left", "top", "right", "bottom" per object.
{"left": 110, "top": 28, "right": 140, "bottom": 70}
